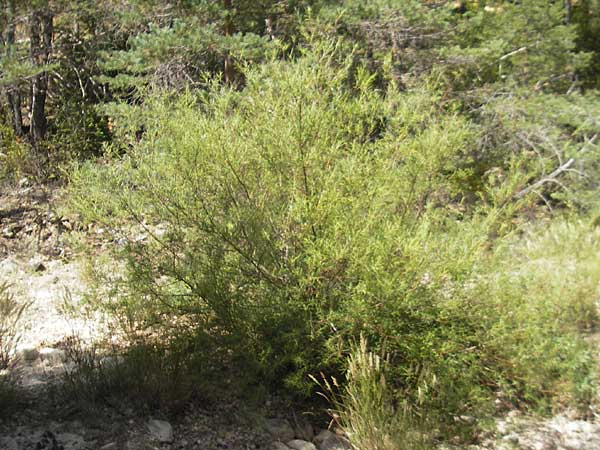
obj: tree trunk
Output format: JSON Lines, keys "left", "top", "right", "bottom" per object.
{"left": 29, "top": 9, "right": 53, "bottom": 144}
{"left": 564, "top": 0, "right": 572, "bottom": 24}
{"left": 4, "top": 0, "right": 23, "bottom": 137}
{"left": 223, "top": 0, "right": 235, "bottom": 85}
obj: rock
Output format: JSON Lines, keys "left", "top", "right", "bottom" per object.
{"left": 30, "top": 258, "right": 47, "bottom": 272}
{"left": 16, "top": 345, "right": 39, "bottom": 362}
{"left": 99, "top": 443, "right": 117, "bottom": 450}
{"left": 34, "top": 431, "right": 64, "bottom": 450}
{"left": 455, "top": 415, "right": 476, "bottom": 425}
{"left": 287, "top": 439, "right": 317, "bottom": 450}
{"left": 134, "top": 233, "right": 148, "bottom": 242}
{"left": 293, "top": 416, "right": 314, "bottom": 441}
{"left": 39, "top": 347, "right": 66, "bottom": 364}
{"left": 315, "top": 430, "right": 351, "bottom": 450}
{"left": 266, "top": 418, "right": 295, "bottom": 442}
{"left": 126, "top": 437, "right": 154, "bottom": 450}
{"left": 0, "top": 437, "right": 19, "bottom": 450}
{"left": 547, "top": 416, "right": 600, "bottom": 450}
{"left": 0, "top": 257, "right": 19, "bottom": 273}
{"left": 502, "top": 433, "right": 519, "bottom": 443}
{"left": 269, "top": 443, "right": 291, "bottom": 450}
{"left": 506, "top": 409, "right": 521, "bottom": 419}
{"left": 147, "top": 418, "right": 174, "bottom": 443}
{"left": 491, "top": 412, "right": 600, "bottom": 450}
{"left": 55, "top": 432, "right": 85, "bottom": 450}
{"left": 496, "top": 419, "right": 510, "bottom": 435}
{"left": 314, "top": 430, "right": 333, "bottom": 444}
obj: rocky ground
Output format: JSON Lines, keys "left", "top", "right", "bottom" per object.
{"left": 0, "top": 181, "right": 599, "bottom": 450}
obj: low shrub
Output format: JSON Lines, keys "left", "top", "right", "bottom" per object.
{"left": 0, "top": 120, "right": 34, "bottom": 181}
{"left": 482, "top": 218, "right": 600, "bottom": 411}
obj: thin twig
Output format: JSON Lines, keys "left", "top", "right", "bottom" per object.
{"left": 514, "top": 134, "right": 598, "bottom": 199}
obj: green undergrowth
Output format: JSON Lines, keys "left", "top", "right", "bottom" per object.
{"left": 486, "top": 218, "right": 600, "bottom": 410}
{"left": 0, "top": 282, "right": 28, "bottom": 416}
{"left": 66, "top": 41, "right": 599, "bottom": 441}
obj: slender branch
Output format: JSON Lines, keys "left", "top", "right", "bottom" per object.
{"left": 499, "top": 46, "right": 527, "bottom": 61}
{"left": 514, "top": 134, "right": 598, "bottom": 200}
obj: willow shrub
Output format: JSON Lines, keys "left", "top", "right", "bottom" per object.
{"left": 69, "top": 41, "right": 595, "bottom": 422}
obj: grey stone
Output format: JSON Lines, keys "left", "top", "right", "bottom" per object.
{"left": 502, "top": 433, "right": 520, "bottom": 443}
{"left": 147, "top": 418, "right": 174, "bottom": 443}
{"left": 0, "top": 258, "right": 19, "bottom": 273}
{"left": 29, "top": 258, "right": 47, "bottom": 272}
{"left": 496, "top": 419, "right": 510, "bottom": 435}
{"left": 269, "top": 442, "right": 291, "bottom": 450}
{"left": 126, "top": 437, "right": 154, "bottom": 450}
{"left": 314, "top": 430, "right": 335, "bottom": 445}
{"left": 16, "top": 345, "right": 39, "bottom": 362}
{"left": 287, "top": 439, "right": 317, "bottom": 450}
{"left": 39, "top": 347, "right": 66, "bottom": 364}
{"left": 491, "top": 412, "right": 600, "bottom": 450}
{"left": 293, "top": 416, "right": 314, "bottom": 441}
{"left": 506, "top": 410, "right": 521, "bottom": 420}
{"left": 266, "top": 418, "right": 295, "bottom": 442}
{"left": 99, "top": 443, "right": 118, "bottom": 450}
{"left": 315, "top": 431, "right": 352, "bottom": 450}
{"left": 0, "top": 437, "right": 19, "bottom": 450}
{"left": 56, "top": 432, "right": 86, "bottom": 450}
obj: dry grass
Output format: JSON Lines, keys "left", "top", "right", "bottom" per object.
{"left": 314, "top": 337, "right": 430, "bottom": 450}
{"left": 0, "top": 282, "right": 29, "bottom": 413}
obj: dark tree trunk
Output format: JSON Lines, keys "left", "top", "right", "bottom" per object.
{"left": 4, "top": 0, "right": 23, "bottom": 137}
{"left": 6, "top": 90, "right": 23, "bottom": 137}
{"left": 223, "top": 0, "right": 235, "bottom": 85}
{"left": 565, "top": 0, "right": 573, "bottom": 24}
{"left": 29, "top": 9, "right": 53, "bottom": 144}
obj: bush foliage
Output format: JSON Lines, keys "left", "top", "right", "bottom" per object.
{"left": 70, "top": 37, "right": 599, "bottom": 430}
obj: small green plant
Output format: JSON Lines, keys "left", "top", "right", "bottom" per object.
{"left": 0, "top": 282, "right": 28, "bottom": 413}
{"left": 0, "top": 121, "right": 33, "bottom": 181}
{"left": 313, "top": 336, "right": 429, "bottom": 450}
{"left": 482, "top": 218, "right": 600, "bottom": 412}
{"left": 0, "top": 282, "right": 27, "bottom": 369}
